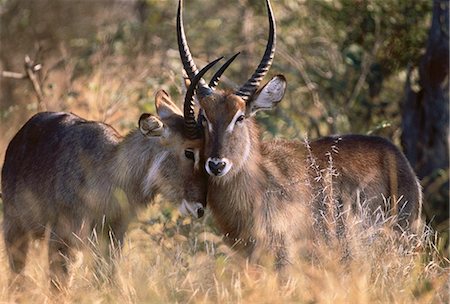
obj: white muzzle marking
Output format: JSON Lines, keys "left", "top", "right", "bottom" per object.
{"left": 179, "top": 199, "right": 204, "bottom": 218}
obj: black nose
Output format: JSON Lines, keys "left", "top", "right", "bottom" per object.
{"left": 197, "top": 207, "right": 204, "bottom": 218}
{"left": 208, "top": 160, "right": 226, "bottom": 175}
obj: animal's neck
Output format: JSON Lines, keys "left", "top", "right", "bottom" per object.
{"left": 208, "top": 122, "right": 265, "bottom": 246}
{"left": 110, "top": 130, "right": 166, "bottom": 206}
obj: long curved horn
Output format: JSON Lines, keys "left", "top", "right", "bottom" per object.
{"left": 184, "top": 57, "right": 223, "bottom": 139}
{"left": 209, "top": 52, "right": 240, "bottom": 89}
{"left": 177, "top": 0, "right": 208, "bottom": 89}
{"left": 236, "top": 0, "right": 276, "bottom": 102}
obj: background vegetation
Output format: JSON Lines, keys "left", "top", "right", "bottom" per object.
{"left": 0, "top": 0, "right": 448, "bottom": 302}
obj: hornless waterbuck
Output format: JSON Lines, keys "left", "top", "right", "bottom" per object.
{"left": 177, "top": 0, "right": 422, "bottom": 270}
{"left": 1, "top": 82, "right": 218, "bottom": 288}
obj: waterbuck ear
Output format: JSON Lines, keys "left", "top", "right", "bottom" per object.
{"left": 155, "top": 89, "right": 183, "bottom": 120}
{"left": 246, "top": 75, "right": 286, "bottom": 116}
{"left": 139, "top": 113, "right": 164, "bottom": 137}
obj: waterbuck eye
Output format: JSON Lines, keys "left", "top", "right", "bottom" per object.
{"left": 236, "top": 115, "right": 245, "bottom": 124}
{"left": 184, "top": 149, "right": 195, "bottom": 161}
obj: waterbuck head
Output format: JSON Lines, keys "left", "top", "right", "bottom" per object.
{"left": 138, "top": 55, "right": 226, "bottom": 217}
{"left": 177, "top": 0, "right": 286, "bottom": 180}
{"left": 139, "top": 90, "right": 205, "bottom": 217}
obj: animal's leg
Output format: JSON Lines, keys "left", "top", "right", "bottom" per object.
{"left": 48, "top": 230, "right": 73, "bottom": 291}
{"left": 334, "top": 198, "right": 351, "bottom": 262}
{"left": 4, "top": 221, "right": 30, "bottom": 290}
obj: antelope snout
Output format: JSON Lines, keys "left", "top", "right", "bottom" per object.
{"left": 179, "top": 200, "right": 205, "bottom": 219}
{"left": 208, "top": 160, "right": 226, "bottom": 174}
{"left": 206, "top": 157, "right": 232, "bottom": 177}
{"left": 197, "top": 207, "right": 204, "bottom": 218}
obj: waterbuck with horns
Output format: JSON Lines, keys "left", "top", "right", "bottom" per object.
{"left": 178, "top": 0, "right": 422, "bottom": 271}
{"left": 1, "top": 85, "right": 217, "bottom": 288}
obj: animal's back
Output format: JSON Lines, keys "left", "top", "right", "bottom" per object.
{"left": 1, "top": 111, "right": 121, "bottom": 236}
{"left": 261, "top": 134, "right": 421, "bottom": 231}
{"left": 312, "top": 134, "right": 421, "bottom": 230}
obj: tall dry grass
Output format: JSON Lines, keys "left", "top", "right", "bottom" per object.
{"left": 0, "top": 196, "right": 448, "bottom": 303}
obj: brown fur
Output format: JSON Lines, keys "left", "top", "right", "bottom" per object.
{"left": 200, "top": 92, "right": 422, "bottom": 271}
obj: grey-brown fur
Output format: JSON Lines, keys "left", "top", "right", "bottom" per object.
{"left": 1, "top": 90, "right": 207, "bottom": 288}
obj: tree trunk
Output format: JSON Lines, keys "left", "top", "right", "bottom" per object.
{"left": 401, "top": 0, "right": 449, "bottom": 232}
